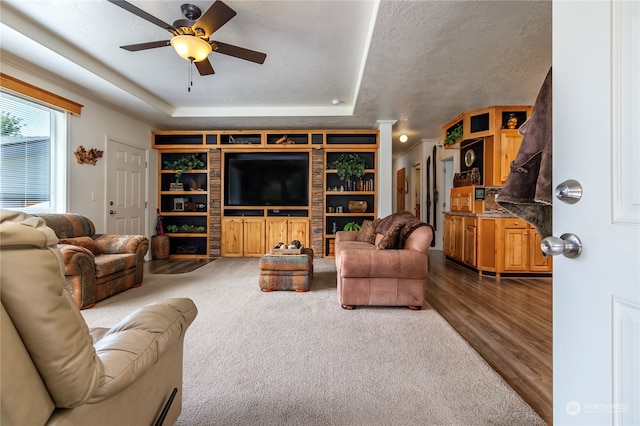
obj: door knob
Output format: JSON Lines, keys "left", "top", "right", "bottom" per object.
{"left": 541, "top": 233, "right": 583, "bottom": 258}
{"left": 555, "top": 179, "right": 582, "bottom": 204}
{"left": 109, "top": 210, "right": 116, "bottom": 215}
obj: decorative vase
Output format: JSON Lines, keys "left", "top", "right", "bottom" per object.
{"left": 348, "top": 200, "right": 367, "bottom": 213}
{"left": 506, "top": 114, "right": 518, "bottom": 129}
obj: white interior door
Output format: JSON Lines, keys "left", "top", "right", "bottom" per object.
{"left": 411, "top": 163, "right": 421, "bottom": 219}
{"left": 553, "top": 1, "right": 639, "bottom": 425}
{"left": 106, "top": 139, "right": 147, "bottom": 235}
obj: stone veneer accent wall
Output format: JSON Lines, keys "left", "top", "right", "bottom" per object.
{"left": 209, "top": 149, "right": 221, "bottom": 258}
{"left": 311, "top": 149, "right": 324, "bottom": 256}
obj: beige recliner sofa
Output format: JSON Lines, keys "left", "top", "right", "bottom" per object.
{"left": 0, "top": 210, "right": 198, "bottom": 426}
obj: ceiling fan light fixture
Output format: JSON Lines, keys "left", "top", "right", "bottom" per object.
{"left": 399, "top": 133, "right": 408, "bottom": 143}
{"left": 170, "top": 35, "right": 212, "bottom": 62}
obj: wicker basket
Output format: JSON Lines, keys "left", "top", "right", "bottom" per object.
{"left": 151, "top": 235, "right": 170, "bottom": 259}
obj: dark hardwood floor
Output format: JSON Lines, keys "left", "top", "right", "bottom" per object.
{"left": 145, "top": 258, "right": 215, "bottom": 274}
{"left": 425, "top": 250, "right": 552, "bottom": 425}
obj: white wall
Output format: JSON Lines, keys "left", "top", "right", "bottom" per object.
{"left": 436, "top": 146, "right": 459, "bottom": 251}
{"left": 393, "top": 142, "right": 424, "bottom": 215}
{"left": 1, "top": 62, "right": 157, "bottom": 236}
{"left": 393, "top": 139, "right": 456, "bottom": 251}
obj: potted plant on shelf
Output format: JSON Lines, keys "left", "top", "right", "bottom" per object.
{"left": 443, "top": 123, "right": 463, "bottom": 146}
{"left": 166, "top": 224, "right": 206, "bottom": 234}
{"left": 327, "top": 153, "right": 366, "bottom": 182}
{"left": 164, "top": 154, "right": 206, "bottom": 190}
{"left": 343, "top": 222, "right": 361, "bottom": 231}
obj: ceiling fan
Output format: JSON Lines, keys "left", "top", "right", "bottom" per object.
{"left": 107, "top": 0, "right": 267, "bottom": 76}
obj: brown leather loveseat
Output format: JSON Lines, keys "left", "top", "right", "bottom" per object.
{"left": 0, "top": 210, "right": 197, "bottom": 425}
{"left": 335, "top": 211, "right": 433, "bottom": 310}
{"left": 36, "top": 213, "right": 149, "bottom": 309}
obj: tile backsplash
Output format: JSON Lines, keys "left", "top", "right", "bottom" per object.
{"left": 484, "top": 187, "right": 507, "bottom": 213}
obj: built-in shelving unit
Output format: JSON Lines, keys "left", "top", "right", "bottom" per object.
{"left": 323, "top": 134, "right": 378, "bottom": 257}
{"left": 153, "top": 129, "right": 378, "bottom": 258}
{"left": 158, "top": 150, "right": 209, "bottom": 258}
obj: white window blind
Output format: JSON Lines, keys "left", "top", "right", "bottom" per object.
{"left": 1, "top": 91, "right": 67, "bottom": 212}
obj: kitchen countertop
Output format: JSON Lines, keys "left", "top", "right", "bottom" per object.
{"left": 444, "top": 211, "right": 517, "bottom": 218}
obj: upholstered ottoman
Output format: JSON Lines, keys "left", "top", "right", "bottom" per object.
{"left": 259, "top": 248, "right": 314, "bottom": 292}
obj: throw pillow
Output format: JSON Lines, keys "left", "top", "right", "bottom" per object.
{"left": 59, "top": 236, "right": 102, "bottom": 256}
{"left": 376, "top": 222, "right": 405, "bottom": 250}
{"left": 355, "top": 218, "right": 380, "bottom": 244}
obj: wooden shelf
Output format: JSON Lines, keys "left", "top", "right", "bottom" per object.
{"left": 157, "top": 150, "right": 210, "bottom": 259}
{"left": 324, "top": 148, "right": 377, "bottom": 257}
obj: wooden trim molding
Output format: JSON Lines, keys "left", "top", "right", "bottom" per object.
{"left": 0, "top": 73, "right": 83, "bottom": 115}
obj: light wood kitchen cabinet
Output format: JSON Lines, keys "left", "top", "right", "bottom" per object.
{"left": 529, "top": 231, "right": 553, "bottom": 272}
{"left": 463, "top": 217, "right": 477, "bottom": 267}
{"left": 500, "top": 130, "right": 522, "bottom": 183}
{"left": 450, "top": 186, "right": 484, "bottom": 213}
{"left": 444, "top": 214, "right": 464, "bottom": 261}
{"left": 502, "top": 218, "right": 529, "bottom": 272}
{"left": 502, "top": 218, "right": 552, "bottom": 273}
{"left": 442, "top": 106, "right": 531, "bottom": 187}
{"left": 443, "top": 215, "right": 454, "bottom": 258}
{"left": 221, "top": 218, "right": 265, "bottom": 257}
{"left": 445, "top": 214, "right": 551, "bottom": 276}
{"left": 450, "top": 188, "right": 473, "bottom": 212}
{"left": 266, "top": 218, "right": 309, "bottom": 249}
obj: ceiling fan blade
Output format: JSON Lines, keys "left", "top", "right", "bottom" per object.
{"left": 107, "top": 0, "right": 176, "bottom": 34}
{"left": 195, "top": 59, "right": 215, "bottom": 76}
{"left": 193, "top": 1, "right": 236, "bottom": 38}
{"left": 212, "top": 41, "right": 267, "bottom": 64}
{"left": 121, "top": 40, "right": 171, "bottom": 52}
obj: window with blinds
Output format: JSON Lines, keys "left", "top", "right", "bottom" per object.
{"left": 0, "top": 90, "right": 67, "bottom": 213}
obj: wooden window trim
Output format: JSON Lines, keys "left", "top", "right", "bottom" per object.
{"left": 0, "top": 73, "right": 83, "bottom": 115}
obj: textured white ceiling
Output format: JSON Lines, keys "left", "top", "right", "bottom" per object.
{"left": 0, "top": 0, "right": 551, "bottom": 155}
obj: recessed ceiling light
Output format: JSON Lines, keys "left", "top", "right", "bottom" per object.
{"left": 331, "top": 99, "right": 342, "bottom": 105}
{"left": 399, "top": 133, "right": 408, "bottom": 143}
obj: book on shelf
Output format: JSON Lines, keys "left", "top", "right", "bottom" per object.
{"left": 346, "top": 178, "right": 374, "bottom": 192}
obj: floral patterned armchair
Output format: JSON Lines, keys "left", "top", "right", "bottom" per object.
{"left": 36, "top": 213, "right": 149, "bottom": 309}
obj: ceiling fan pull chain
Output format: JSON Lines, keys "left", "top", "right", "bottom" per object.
{"left": 188, "top": 59, "right": 193, "bottom": 92}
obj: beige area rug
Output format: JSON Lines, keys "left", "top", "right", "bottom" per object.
{"left": 82, "top": 258, "right": 545, "bottom": 426}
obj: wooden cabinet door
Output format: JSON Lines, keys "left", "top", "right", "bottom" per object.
{"left": 266, "top": 218, "right": 287, "bottom": 250}
{"left": 243, "top": 218, "right": 265, "bottom": 257}
{"left": 477, "top": 217, "right": 497, "bottom": 272}
{"left": 443, "top": 215, "right": 454, "bottom": 257}
{"left": 503, "top": 227, "right": 528, "bottom": 271}
{"left": 500, "top": 130, "right": 522, "bottom": 183}
{"left": 459, "top": 192, "right": 473, "bottom": 212}
{"left": 463, "top": 217, "right": 477, "bottom": 266}
{"left": 221, "top": 218, "right": 244, "bottom": 257}
{"left": 450, "top": 194, "right": 461, "bottom": 211}
{"left": 452, "top": 215, "right": 464, "bottom": 261}
{"left": 288, "top": 218, "right": 309, "bottom": 247}
{"left": 529, "top": 227, "right": 553, "bottom": 272}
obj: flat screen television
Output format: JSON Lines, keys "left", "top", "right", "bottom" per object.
{"left": 225, "top": 152, "right": 309, "bottom": 206}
